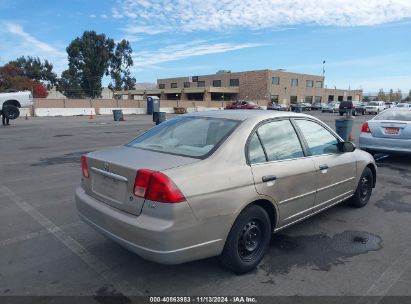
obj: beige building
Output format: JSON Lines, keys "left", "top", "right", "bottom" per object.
{"left": 115, "top": 69, "right": 362, "bottom": 106}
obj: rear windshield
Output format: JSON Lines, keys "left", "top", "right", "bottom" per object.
{"left": 127, "top": 116, "right": 240, "bottom": 158}
{"left": 368, "top": 102, "right": 379, "bottom": 106}
{"left": 375, "top": 110, "right": 411, "bottom": 121}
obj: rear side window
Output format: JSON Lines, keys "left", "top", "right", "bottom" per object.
{"left": 294, "top": 120, "right": 339, "bottom": 155}
{"left": 127, "top": 117, "right": 239, "bottom": 158}
{"left": 375, "top": 109, "right": 411, "bottom": 121}
{"left": 248, "top": 133, "right": 266, "bottom": 164}
{"left": 255, "top": 120, "right": 304, "bottom": 162}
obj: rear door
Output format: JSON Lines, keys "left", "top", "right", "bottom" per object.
{"left": 248, "top": 119, "right": 317, "bottom": 227}
{"left": 293, "top": 119, "right": 357, "bottom": 211}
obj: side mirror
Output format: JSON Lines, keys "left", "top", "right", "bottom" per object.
{"left": 337, "top": 141, "right": 356, "bottom": 153}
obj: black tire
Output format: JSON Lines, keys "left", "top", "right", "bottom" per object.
{"left": 349, "top": 167, "right": 374, "bottom": 208}
{"left": 2, "top": 105, "right": 20, "bottom": 120}
{"left": 220, "top": 205, "right": 271, "bottom": 274}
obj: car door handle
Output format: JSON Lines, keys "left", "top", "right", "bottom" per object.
{"left": 319, "top": 164, "right": 329, "bottom": 170}
{"left": 262, "top": 175, "right": 277, "bottom": 182}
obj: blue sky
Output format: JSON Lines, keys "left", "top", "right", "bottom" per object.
{"left": 1, "top": 0, "right": 411, "bottom": 94}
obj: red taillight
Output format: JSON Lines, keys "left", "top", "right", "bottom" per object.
{"left": 361, "top": 122, "right": 371, "bottom": 133}
{"left": 81, "top": 155, "right": 89, "bottom": 178}
{"left": 133, "top": 169, "right": 185, "bottom": 204}
{"left": 133, "top": 169, "right": 154, "bottom": 198}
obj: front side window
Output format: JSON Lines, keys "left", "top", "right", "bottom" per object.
{"left": 257, "top": 120, "right": 304, "bottom": 161}
{"left": 128, "top": 117, "right": 239, "bottom": 158}
{"left": 294, "top": 120, "right": 339, "bottom": 155}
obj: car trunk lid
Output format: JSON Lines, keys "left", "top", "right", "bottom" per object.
{"left": 368, "top": 120, "right": 411, "bottom": 139}
{"left": 84, "top": 146, "right": 199, "bottom": 215}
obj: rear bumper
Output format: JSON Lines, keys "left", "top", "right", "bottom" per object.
{"left": 359, "top": 133, "right": 411, "bottom": 154}
{"left": 75, "top": 187, "right": 224, "bottom": 264}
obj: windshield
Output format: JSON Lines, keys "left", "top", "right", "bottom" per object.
{"left": 127, "top": 116, "right": 240, "bottom": 158}
{"left": 396, "top": 104, "right": 408, "bottom": 108}
{"left": 375, "top": 109, "right": 411, "bottom": 121}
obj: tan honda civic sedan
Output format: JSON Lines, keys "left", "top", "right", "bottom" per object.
{"left": 75, "top": 110, "right": 377, "bottom": 273}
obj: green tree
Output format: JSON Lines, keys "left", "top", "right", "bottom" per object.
{"left": 362, "top": 96, "right": 371, "bottom": 102}
{"left": 59, "top": 31, "right": 115, "bottom": 98}
{"left": 108, "top": 39, "right": 136, "bottom": 91}
{"left": 9, "top": 56, "right": 57, "bottom": 88}
{"left": 377, "top": 88, "right": 386, "bottom": 101}
{"left": 57, "top": 68, "right": 86, "bottom": 98}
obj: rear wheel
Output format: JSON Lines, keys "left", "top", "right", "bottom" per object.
{"left": 349, "top": 167, "right": 373, "bottom": 208}
{"left": 2, "top": 105, "right": 20, "bottom": 120}
{"left": 220, "top": 205, "right": 271, "bottom": 274}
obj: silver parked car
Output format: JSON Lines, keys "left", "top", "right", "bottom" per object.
{"left": 359, "top": 108, "right": 411, "bottom": 155}
{"left": 76, "top": 111, "right": 377, "bottom": 273}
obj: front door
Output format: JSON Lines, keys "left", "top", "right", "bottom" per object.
{"left": 247, "top": 119, "right": 317, "bottom": 227}
{"left": 293, "top": 119, "right": 357, "bottom": 212}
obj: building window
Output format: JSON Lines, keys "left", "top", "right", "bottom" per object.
{"left": 305, "top": 96, "right": 313, "bottom": 104}
{"left": 348, "top": 96, "right": 353, "bottom": 101}
{"left": 212, "top": 80, "right": 222, "bottom": 87}
{"left": 315, "top": 81, "right": 323, "bottom": 88}
{"left": 291, "top": 79, "right": 298, "bottom": 86}
{"left": 315, "top": 96, "right": 322, "bottom": 103}
{"left": 270, "top": 95, "right": 279, "bottom": 103}
{"left": 272, "top": 77, "right": 280, "bottom": 85}
{"left": 338, "top": 96, "right": 344, "bottom": 102}
{"left": 328, "top": 95, "right": 334, "bottom": 102}
{"left": 306, "top": 80, "right": 314, "bottom": 87}
{"left": 170, "top": 83, "right": 177, "bottom": 88}
{"left": 197, "top": 81, "right": 205, "bottom": 87}
{"left": 158, "top": 84, "right": 165, "bottom": 89}
{"left": 192, "top": 76, "right": 198, "bottom": 82}
{"left": 230, "top": 79, "right": 239, "bottom": 86}
{"left": 290, "top": 96, "right": 298, "bottom": 104}
{"left": 184, "top": 82, "right": 190, "bottom": 88}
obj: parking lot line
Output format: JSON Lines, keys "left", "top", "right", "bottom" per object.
{"left": 356, "top": 245, "right": 411, "bottom": 303}
{"left": 0, "top": 184, "right": 144, "bottom": 296}
{"left": 0, "top": 220, "right": 83, "bottom": 247}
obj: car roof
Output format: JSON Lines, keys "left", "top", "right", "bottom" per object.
{"left": 184, "top": 109, "right": 310, "bottom": 122}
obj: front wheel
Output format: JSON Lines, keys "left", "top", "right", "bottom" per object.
{"left": 220, "top": 205, "right": 271, "bottom": 274}
{"left": 348, "top": 167, "right": 374, "bottom": 208}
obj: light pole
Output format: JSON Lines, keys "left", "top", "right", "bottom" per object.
{"left": 176, "top": 93, "right": 179, "bottom": 107}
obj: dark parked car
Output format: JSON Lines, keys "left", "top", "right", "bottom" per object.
{"left": 225, "top": 101, "right": 261, "bottom": 110}
{"left": 339, "top": 101, "right": 366, "bottom": 116}
{"left": 290, "top": 103, "right": 311, "bottom": 111}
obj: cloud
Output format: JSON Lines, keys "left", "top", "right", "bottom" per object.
{"left": 113, "top": 0, "right": 411, "bottom": 32}
{"left": 132, "top": 40, "right": 263, "bottom": 69}
{"left": 89, "top": 14, "right": 97, "bottom": 18}
{"left": 100, "top": 14, "right": 108, "bottom": 19}
{"left": 122, "top": 24, "right": 167, "bottom": 35}
{"left": 1, "top": 22, "right": 66, "bottom": 72}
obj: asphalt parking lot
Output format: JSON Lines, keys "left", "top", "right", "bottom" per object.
{"left": 1, "top": 111, "right": 411, "bottom": 300}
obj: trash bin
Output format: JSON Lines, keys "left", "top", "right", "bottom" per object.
{"left": 153, "top": 112, "right": 166, "bottom": 125}
{"left": 335, "top": 118, "right": 354, "bottom": 141}
{"left": 112, "top": 109, "right": 123, "bottom": 121}
{"left": 294, "top": 104, "right": 303, "bottom": 113}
